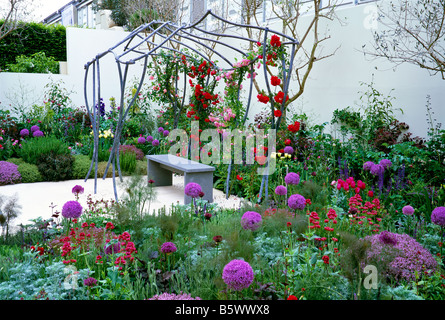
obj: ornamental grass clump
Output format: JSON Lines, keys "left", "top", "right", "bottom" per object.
{"left": 241, "top": 211, "right": 262, "bottom": 231}
{"left": 365, "top": 231, "right": 437, "bottom": 283}
{"left": 222, "top": 259, "right": 254, "bottom": 291}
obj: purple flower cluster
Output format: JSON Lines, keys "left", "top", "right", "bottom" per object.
{"left": 83, "top": 277, "right": 98, "bottom": 287}
{"left": 378, "top": 231, "right": 398, "bottom": 246}
{"left": 222, "top": 259, "right": 254, "bottom": 291}
{"left": 284, "top": 172, "right": 300, "bottom": 185}
{"left": 241, "top": 211, "right": 262, "bottom": 231}
{"left": 288, "top": 194, "right": 306, "bottom": 210}
{"left": 185, "top": 182, "right": 202, "bottom": 198}
{"left": 283, "top": 146, "right": 294, "bottom": 154}
{"left": 31, "top": 125, "right": 40, "bottom": 133}
{"left": 146, "top": 135, "right": 154, "bottom": 143}
{"left": 158, "top": 127, "right": 164, "bottom": 133}
{"left": 137, "top": 136, "right": 146, "bottom": 144}
{"left": 33, "top": 130, "right": 44, "bottom": 138}
{"left": 163, "top": 130, "right": 170, "bottom": 137}
{"left": 61, "top": 200, "right": 83, "bottom": 219}
{"left": 148, "top": 292, "right": 201, "bottom": 300}
{"left": 161, "top": 241, "right": 177, "bottom": 254}
{"left": 363, "top": 159, "right": 392, "bottom": 176}
{"left": 365, "top": 231, "right": 437, "bottom": 283}
{"left": 402, "top": 205, "right": 414, "bottom": 216}
{"left": 152, "top": 139, "right": 160, "bottom": 146}
{"left": 20, "top": 128, "right": 29, "bottom": 137}
{"left": 72, "top": 185, "right": 85, "bottom": 195}
{"left": 431, "top": 206, "right": 445, "bottom": 227}
{"left": 0, "top": 161, "right": 21, "bottom": 186}
{"left": 104, "top": 242, "right": 121, "bottom": 255}
{"left": 274, "top": 185, "right": 287, "bottom": 196}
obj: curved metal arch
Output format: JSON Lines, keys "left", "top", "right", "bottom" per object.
{"left": 84, "top": 9, "right": 300, "bottom": 203}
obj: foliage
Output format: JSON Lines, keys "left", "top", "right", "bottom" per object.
{"left": 17, "top": 162, "right": 42, "bottom": 183}
{"left": 19, "top": 136, "right": 70, "bottom": 165}
{"left": 0, "top": 21, "right": 66, "bottom": 71}
{"left": 37, "top": 152, "right": 75, "bottom": 182}
{"left": 6, "top": 51, "right": 59, "bottom": 74}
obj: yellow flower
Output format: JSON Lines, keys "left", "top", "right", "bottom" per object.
{"left": 270, "top": 152, "right": 276, "bottom": 159}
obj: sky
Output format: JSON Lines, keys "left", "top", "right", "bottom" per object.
{"left": 32, "top": 0, "right": 72, "bottom": 21}
{"left": 0, "top": 0, "right": 72, "bottom": 22}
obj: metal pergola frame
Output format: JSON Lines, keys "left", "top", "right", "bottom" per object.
{"left": 83, "top": 9, "right": 299, "bottom": 203}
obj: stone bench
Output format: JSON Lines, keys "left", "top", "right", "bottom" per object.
{"left": 146, "top": 154, "right": 215, "bottom": 204}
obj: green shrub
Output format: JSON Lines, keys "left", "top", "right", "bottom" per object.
{"left": 6, "top": 52, "right": 59, "bottom": 74}
{"left": 17, "top": 163, "right": 42, "bottom": 183}
{"left": 119, "top": 151, "right": 137, "bottom": 174}
{"left": 72, "top": 155, "right": 92, "bottom": 179}
{"left": 19, "top": 136, "right": 70, "bottom": 165}
{"left": 37, "top": 152, "right": 74, "bottom": 181}
{"left": 0, "top": 21, "right": 66, "bottom": 71}
{"left": 135, "top": 160, "right": 147, "bottom": 175}
{"left": 5, "top": 158, "right": 25, "bottom": 166}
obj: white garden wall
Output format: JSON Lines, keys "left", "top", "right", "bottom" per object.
{"left": 0, "top": 1, "right": 443, "bottom": 139}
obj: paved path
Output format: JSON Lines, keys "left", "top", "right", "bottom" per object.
{"left": 0, "top": 175, "right": 244, "bottom": 233}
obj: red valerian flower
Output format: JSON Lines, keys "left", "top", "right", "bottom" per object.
{"left": 236, "top": 174, "right": 243, "bottom": 181}
{"left": 257, "top": 93, "right": 270, "bottom": 104}
{"left": 274, "top": 109, "right": 282, "bottom": 117}
{"left": 270, "top": 76, "right": 281, "bottom": 86}
{"left": 270, "top": 35, "right": 282, "bottom": 47}
{"left": 322, "top": 255, "right": 330, "bottom": 264}
{"left": 287, "top": 295, "right": 298, "bottom": 300}
{"left": 274, "top": 91, "right": 289, "bottom": 104}
{"left": 288, "top": 121, "right": 300, "bottom": 133}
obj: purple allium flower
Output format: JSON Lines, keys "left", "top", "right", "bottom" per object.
{"left": 431, "top": 206, "right": 445, "bottom": 227}
{"left": 84, "top": 277, "right": 97, "bottom": 287}
{"left": 284, "top": 172, "right": 300, "bottom": 185}
{"left": 33, "top": 130, "right": 44, "bottom": 138}
{"left": 283, "top": 146, "right": 294, "bottom": 154}
{"left": 163, "top": 130, "right": 170, "bottom": 137}
{"left": 152, "top": 139, "right": 159, "bottom": 146}
{"left": 365, "top": 232, "right": 437, "bottom": 283}
{"left": 275, "top": 185, "right": 287, "bottom": 195}
{"left": 20, "top": 128, "right": 29, "bottom": 137}
{"left": 104, "top": 242, "right": 121, "bottom": 255}
{"left": 378, "top": 231, "right": 398, "bottom": 246}
{"left": 288, "top": 194, "right": 306, "bottom": 210}
{"left": 369, "top": 164, "right": 384, "bottom": 176}
{"left": 184, "top": 182, "right": 202, "bottom": 198}
{"left": 158, "top": 127, "right": 164, "bottom": 133}
{"left": 146, "top": 135, "right": 154, "bottom": 142}
{"left": 0, "top": 161, "right": 21, "bottom": 185}
{"left": 137, "top": 136, "right": 146, "bottom": 144}
{"left": 30, "top": 125, "right": 40, "bottom": 132}
{"left": 72, "top": 185, "right": 84, "bottom": 195}
{"left": 61, "top": 200, "right": 83, "bottom": 219}
{"left": 161, "top": 241, "right": 177, "bottom": 254}
{"left": 241, "top": 211, "right": 262, "bottom": 231}
{"left": 363, "top": 161, "right": 374, "bottom": 171}
{"left": 379, "top": 159, "right": 392, "bottom": 169}
{"left": 402, "top": 205, "right": 414, "bottom": 216}
{"left": 222, "top": 259, "right": 254, "bottom": 291}
{"left": 148, "top": 292, "right": 201, "bottom": 300}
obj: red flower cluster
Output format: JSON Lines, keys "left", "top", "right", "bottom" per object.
{"left": 336, "top": 177, "right": 366, "bottom": 193}
{"left": 30, "top": 245, "right": 45, "bottom": 256}
{"left": 309, "top": 211, "right": 321, "bottom": 229}
{"left": 348, "top": 193, "right": 382, "bottom": 233}
{"left": 270, "top": 35, "right": 282, "bottom": 47}
{"left": 274, "top": 109, "right": 282, "bottom": 117}
{"left": 257, "top": 93, "right": 270, "bottom": 104}
{"left": 274, "top": 91, "right": 289, "bottom": 104}
{"left": 322, "top": 255, "right": 330, "bottom": 264}
{"left": 288, "top": 121, "right": 300, "bottom": 133}
{"left": 270, "top": 76, "right": 281, "bottom": 86}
